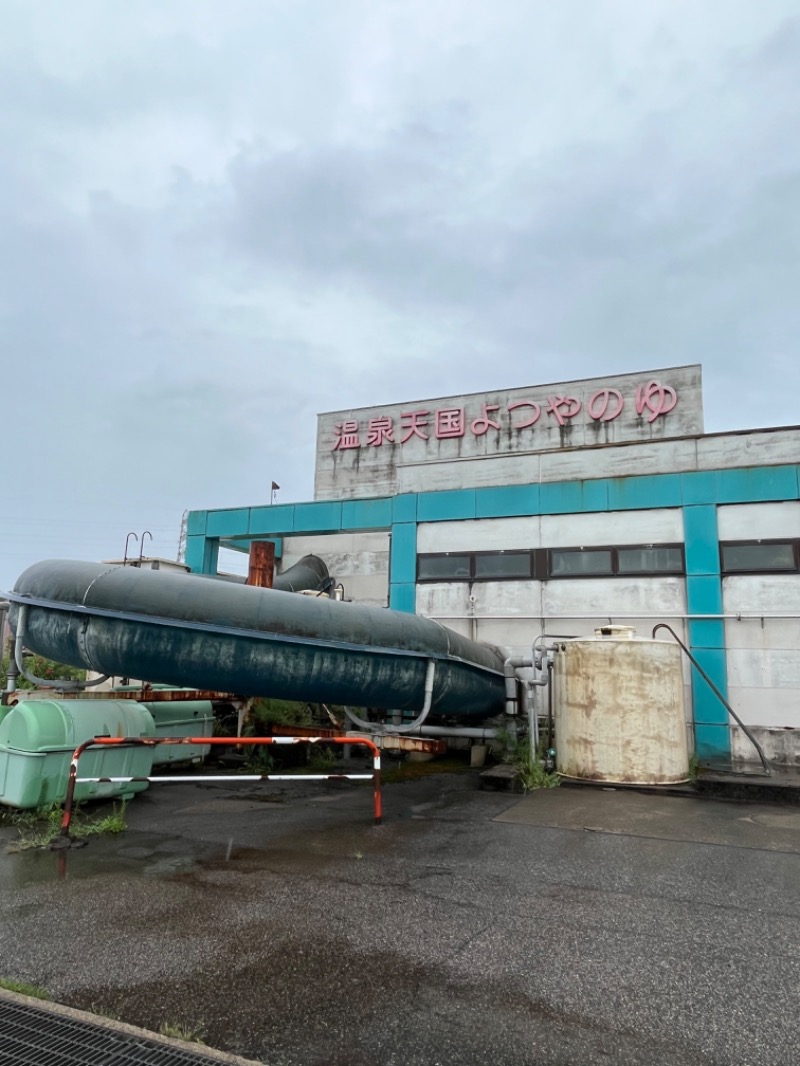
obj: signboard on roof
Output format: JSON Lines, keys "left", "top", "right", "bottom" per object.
{"left": 314, "top": 364, "right": 703, "bottom": 501}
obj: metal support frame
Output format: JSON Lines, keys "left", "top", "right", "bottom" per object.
{"left": 58, "top": 734, "right": 383, "bottom": 843}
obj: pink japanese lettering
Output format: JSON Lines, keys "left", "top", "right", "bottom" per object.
{"left": 587, "top": 388, "right": 624, "bottom": 422}
{"left": 331, "top": 421, "right": 361, "bottom": 450}
{"left": 508, "top": 399, "right": 541, "bottom": 429}
{"left": 366, "top": 416, "right": 395, "bottom": 446}
{"left": 635, "top": 380, "right": 677, "bottom": 423}
{"left": 470, "top": 403, "right": 501, "bottom": 436}
{"left": 399, "top": 409, "right": 430, "bottom": 443}
{"left": 435, "top": 408, "right": 466, "bottom": 439}
{"left": 545, "top": 395, "right": 582, "bottom": 426}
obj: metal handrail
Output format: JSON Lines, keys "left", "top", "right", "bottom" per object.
{"left": 651, "top": 623, "right": 770, "bottom": 775}
{"left": 57, "top": 734, "right": 383, "bottom": 844}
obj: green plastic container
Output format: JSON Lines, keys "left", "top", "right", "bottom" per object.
{"left": 140, "top": 699, "right": 214, "bottom": 765}
{"left": 0, "top": 699, "right": 155, "bottom": 809}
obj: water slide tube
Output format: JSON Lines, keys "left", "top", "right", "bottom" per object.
{"left": 6, "top": 560, "right": 507, "bottom": 721}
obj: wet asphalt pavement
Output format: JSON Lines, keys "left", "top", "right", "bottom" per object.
{"left": 2, "top": 768, "right": 800, "bottom": 1066}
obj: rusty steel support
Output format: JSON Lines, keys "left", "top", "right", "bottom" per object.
{"left": 58, "top": 734, "right": 382, "bottom": 844}
{"left": 247, "top": 541, "right": 275, "bottom": 588}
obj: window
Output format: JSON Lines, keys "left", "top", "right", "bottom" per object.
{"left": 417, "top": 554, "right": 471, "bottom": 580}
{"left": 550, "top": 549, "right": 613, "bottom": 576}
{"left": 473, "top": 552, "right": 532, "bottom": 579}
{"left": 617, "top": 546, "right": 684, "bottom": 574}
{"left": 416, "top": 543, "right": 686, "bottom": 581}
{"left": 721, "top": 541, "right": 797, "bottom": 574}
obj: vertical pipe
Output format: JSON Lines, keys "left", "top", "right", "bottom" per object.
{"left": 247, "top": 541, "right": 276, "bottom": 588}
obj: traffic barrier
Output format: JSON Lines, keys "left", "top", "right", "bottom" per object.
{"left": 57, "top": 735, "right": 382, "bottom": 842}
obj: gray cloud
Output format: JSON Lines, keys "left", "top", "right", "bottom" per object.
{"left": 1, "top": 2, "right": 799, "bottom": 587}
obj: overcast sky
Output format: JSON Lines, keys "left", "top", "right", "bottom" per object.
{"left": 2, "top": 1, "right": 799, "bottom": 589}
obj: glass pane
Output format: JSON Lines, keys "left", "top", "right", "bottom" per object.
{"left": 417, "top": 555, "right": 472, "bottom": 580}
{"left": 474, "top": 552, "right": 531, "bottom": 579}
{"left": 722, "top": 543, "right": 796, "bottom": 572}
{"left": 617, "top": 547, "right": 684, "bottom": 574}
{"left": 550, "top": 549, "right": 613, "bottom": 576}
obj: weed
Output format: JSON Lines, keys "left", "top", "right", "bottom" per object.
{"left": 688, "top": 754, "right": 699, "bottom": 782}
{"left": 244, "top": 746, "right": 275, "bottom": 774}
{"left": 159, "top": 1021, "right": 206, "bottom": 1044}
{"left": 307, "top": 744, "right": 338, "bottom": 772}
{"left": 90, "top": 1003, "right": 121, "bottom": 1021}
{"left": 353, "top": 849, "right": 364, "bottom": 860}
{"left": 4, "top": 802, "right": 127, "bottom": 852}
{"left": 0, "top": 977, "right": 49, "bottom": 1000}
{"left": 512, "top": 742, "right": 560, "bottom": 792}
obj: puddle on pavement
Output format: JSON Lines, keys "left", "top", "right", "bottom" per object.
{"left": 2, "top": 817, "right": 387, "bottom": 885}
{"left": 0, "top": 832, "right": 210, "bottom": 886}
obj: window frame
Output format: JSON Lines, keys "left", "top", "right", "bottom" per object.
{"left": 719, "top": 539, "right": 799, "bottom": 576}
{"left": 416, "top": 543, "right": 686, "bottom": 582}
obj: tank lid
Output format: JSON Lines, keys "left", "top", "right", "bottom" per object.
{"left": 593, "top": 625, "right": 637, "bottom": 640}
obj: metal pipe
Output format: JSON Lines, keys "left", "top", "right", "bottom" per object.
{"left": 344, "top": 659, "right": 437, "bottom": 734}
{"left": 425, "top": 612, "right": 800, "bottom": 621}
{"left": 651, "top": 623, "right": 771, "bottom": 775}
{"left": 59, "top": 734, "right": 383, "bottom": 842}
{"left": 399, "top": 724, "right": 502, "bottom": 739}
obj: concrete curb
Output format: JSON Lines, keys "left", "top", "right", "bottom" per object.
{"left": 0, "top": 988, "right": 265, "bottom": 1065}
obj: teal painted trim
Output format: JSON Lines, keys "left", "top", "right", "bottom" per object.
{"left": 687, "top": 619, "right": 723, "bottom": 647}
{"left": 683, "top": 507, "right": 721, "bottom": 576}
{"left": 539, "top": 479, "right": 608, "bottom": 514}
{"left": 608, "top": 473, "right": 682, "bottom": 511}
{"left": 680, "top": 472, "right": 717, "bottom": 505}
{"left": 417, "top": 489, "right": 476, "bottom": 522}
{"left": 682, "top": 502, "right": 728, "bottom": 759}
{"left": 342, "top": 498, "right": 393, "bottom": 529}
{"left": 476, "top": 484, "right": 539, "bottom": 518}
{"left": 690, "top": 648, "right": 729, "bottom": 760}
{"left": 390, "top": 523, "right": 417, "bottom": 585}
{"left": 185, "top": 535, "right": 218, "bottom": 575}
{"left": 715, "top": 465, "right": 799, "bottom": 504}
{"left": 693, "top": 724, "right": 732, "bottom": 760}
{"left": 686, "top": 575, "right": 723, "bottom": 616}
{"left": 249, "top": 505, "right": 296, "bottom": 535}
{"left": 393, "top": 494, "right": 417, "bottom": 523}
{"left": 690, "top": 647, "right": 728, "bottom": 693}
{"left": 221, "top": 537, "right": 283, "bottom": 559}
{"left": 206, "top": 509, "right": 251, "bottom": 538}
{"left": 293, "top": 501, "right": 343, "bottom": 532}
{"left": 389, "top": 582, "right": 416, "bottom": 613}
{"left": 186, "top": 510, "right": 207, "bottom": 536}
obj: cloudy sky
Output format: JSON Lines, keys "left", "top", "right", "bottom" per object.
{"left": 1, "top": 0, "right": 799, "bottom": 589}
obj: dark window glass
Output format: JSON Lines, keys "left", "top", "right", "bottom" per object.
{"left": 550, "top": 549, "right": 613, "bottom": 576}
{"left": 721, "top": 543, "right": 796, "bottom": 573}
{"left": 474, "top": 552, "right": 532, "bottom": 579}
{"left": 617, "top": 547, "right": 684, "bottom": 574}
{"left": 417, "top": 555, "right": 471, "bottom": 580}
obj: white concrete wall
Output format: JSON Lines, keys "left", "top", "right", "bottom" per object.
{"left": 719, "top": 504, "right": 800, "bottom": 755}
{"left": 315, "top": 366, "right": 703, "bottom": 500}
{"left": 416, "top": 512, "right": 691, "bottom": 707}
{"left": 281, "top": 531, "right": 390, "bottom": 607}
{"left": 318, "top": 424, "right": 800, "bottom": 500}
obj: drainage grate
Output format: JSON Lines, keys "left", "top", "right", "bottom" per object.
{"left": 0, "top": 998, "right": 233, "bottom": 1066}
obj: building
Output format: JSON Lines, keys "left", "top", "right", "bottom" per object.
{"left": 185, "top": 365, "right": 800, "bottom": 767}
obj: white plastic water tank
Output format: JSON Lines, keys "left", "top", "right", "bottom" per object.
{"left": 552, "top": 628, "right": 689, "bottom": 785}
